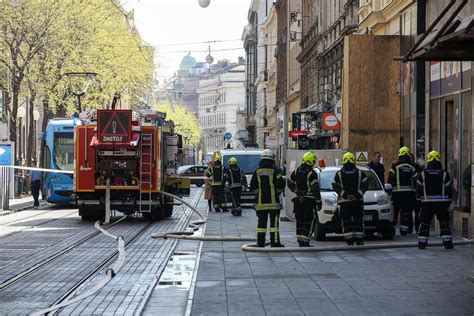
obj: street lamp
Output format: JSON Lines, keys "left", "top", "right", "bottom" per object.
{"left": 33, "top": 109, "right": 40, "bottom": 160}
{"left": 17, "top": 105, "right": 26, "bottom": 163}
{"left": 198, "top": 0, "right": 210, "bottom": 8}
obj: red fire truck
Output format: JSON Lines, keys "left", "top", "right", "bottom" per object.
{"left": 74, "top": 109, "right": 190, "bottom": 221}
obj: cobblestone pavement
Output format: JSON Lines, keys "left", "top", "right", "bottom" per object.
{"left": 0, "top": 188, "right": 203, "bottom": 315}
{"left": 190, "top": 206, "right": 474, "bottom": 315}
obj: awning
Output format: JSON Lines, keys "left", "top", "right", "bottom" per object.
{"left": 90, "top": 132, "right": 140, "bottom": 148}
{"left": 397, "top": 0, "right": 474, "bottom": 62}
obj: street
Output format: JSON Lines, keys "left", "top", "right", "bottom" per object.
{"left": 0, "top": 187, "right": 473, "bottom": 315}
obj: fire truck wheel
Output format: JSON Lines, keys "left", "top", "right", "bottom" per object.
{"left": 152, "top": 206, "right": 165, "bottom": 221}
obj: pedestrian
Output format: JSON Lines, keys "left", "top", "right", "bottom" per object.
{"left": 388, "top": 146, "right": 418, "bottom": 235}
{"left": 332, "top": 152, "right": 368, "bottom": 245}
{"left": 30, "top": 159, "right": 42, "bottom": 209}
{"left": 287, "top": 151, "right": 322, "bottom": 247}
{"left": 410, "top": 152, "right": 423, "bottom": 233}
{"left": 250, "top": 149, "right": 285, "bottom": 247}
{"left": 416, "top": 150, "right": 454, "bottom": 249}
{"left": 205, "top": 154, "right": 227, "bottom": 212}
{"left": 204, "top": 161, "right": 213, "bottom": 212}
{"left": 225, "top": 157, "right": 247, "bottom": 216}
{"left": 368, "top": 151, "right": 385, "bottom": 184}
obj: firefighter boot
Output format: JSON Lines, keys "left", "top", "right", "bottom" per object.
{"left": 345, "top": 238, "right": 354, "bottom": 246}
{"left": 298, "top": 241, "right": 313, "bottom": 247}
{"left": 271, "top": 242, "right": 285, "bottom": 247}
{"left": 443, "top": 236, "right": 454, "bottom": 249}
{"left": 236, "top": 207, "right": 242, "bottom": 216}
{"left": 418, "top": 238, "right": 428, "bottom": 249}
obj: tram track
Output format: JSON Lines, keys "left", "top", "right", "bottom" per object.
{"left": 0, "top": 216, "right": 126, "bottom": 290}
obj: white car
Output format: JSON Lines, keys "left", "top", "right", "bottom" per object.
{"left": 314, "top": 166, "right": 394, "bottom": 240}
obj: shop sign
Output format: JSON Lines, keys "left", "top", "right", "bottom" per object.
{"left": 289, "top": 130, "right": 308, "bottom": 138}
{"left": 322, "top": 112, "right": 340, "bottom": 130}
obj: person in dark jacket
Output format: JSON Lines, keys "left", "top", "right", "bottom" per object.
{"left": 287, "top": 151, "right": 322, "bottom": 247}
{"left": 205, "top": 154, "right": 227, "bottom": 212}
{"left": 332, "top": 152, "right": 368, "bottom": 245}
{"left": 416, "top": 150, "right": 453, "bottom": 249}
{"left": 225, "top": 157, "right": 247, "bottom": 216}
{"left": 250, "top": 149, "right": 285, "bottom": 247}
{"left": 368, "top": 151, "right": 385, "bottom": 185}
{"left": 388, "top": 146, "right": 419, "bottom": 235}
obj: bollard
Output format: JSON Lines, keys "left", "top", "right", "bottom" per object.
{"left": 0, "top": 166, "right": 10, "bottom": 210}
{"left": 105, "top": 178, "right": 111, "bottom": 224}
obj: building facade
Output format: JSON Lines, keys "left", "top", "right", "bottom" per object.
{"left": 297, "top": 0, "right": 359, "bottom": 149}
{"left": 198, "top": 61, "right": 246, "bottom": 154}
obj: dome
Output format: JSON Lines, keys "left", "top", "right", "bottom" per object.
{"left": 179, "top": 52, "right": 197, "bottom": 70}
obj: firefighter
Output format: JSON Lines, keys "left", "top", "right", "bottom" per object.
{"left": 250, "top": 149, "right": 285, "bottom": 247}
{"left": 416, "top": 150, "right": 453, "bottom": 249}
{"left": 205, "top": 154, "right": 227, "bottom": 212}
{"left": 332, "top": 152, "right": 368, "bottom": 245}
{"left": 388, "top": 146, "right": 418, "bottom": 235}
{"left": 225, "top": 157, "right": 247, "bottom": 216}
{"left": 287, "top": 152, "right": 322, "bottom": 247}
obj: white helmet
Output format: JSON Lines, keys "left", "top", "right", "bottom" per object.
{"left": 261, "top": 149, "right": 275, "bottom": 161}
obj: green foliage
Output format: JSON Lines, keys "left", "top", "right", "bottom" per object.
{"left": 154, "top": 101, "right": 202, "bottom": 146}
{"left": 0, "top": 0, "right": 155, "bottom": 116}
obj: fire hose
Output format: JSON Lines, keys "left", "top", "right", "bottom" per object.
{"left": 151, "top": 192, "right": 474, "bottom": 252}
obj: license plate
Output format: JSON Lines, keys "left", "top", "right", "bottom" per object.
{"left": 364, "top": 215, "right": 372, "bottom": 221}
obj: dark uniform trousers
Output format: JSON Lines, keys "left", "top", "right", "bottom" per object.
{"left": 230, "top": 187, "right": 242, "bottom": 209}
{"left": 392, "top": 191, "right": 417, "bottom": 234}
{"left": 256, "top": 210, "right": 280, "bottom": 247}
{"left": 294, "top": 197, "right": 316, "bottom": 243}
{"left": 212, "top": 186, "right": 226, "bottom": 211}
{"left": 339, "top": 201, "right": 364, "bottom": 243}
{"left": 31, "top": 180, "right": 41, "bottom": 207}
{"left": 418, "top": 202, "right": 452, "bottom": 242}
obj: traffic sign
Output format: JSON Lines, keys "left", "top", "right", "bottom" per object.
{"left": 97, "top": 110, "right": 132, "bottom": 143}
{"left": 224, "top": 132, "right": 232, "bottom": 140}
{"left": 356, "top": 151, "right": 368, "bottom": 164}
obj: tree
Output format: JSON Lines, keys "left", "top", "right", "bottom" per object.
{"left": 154, "top": 101, "right": 202, "bottom": 146}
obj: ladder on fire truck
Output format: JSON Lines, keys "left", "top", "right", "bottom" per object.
{"left": 139, "top": 132, "right": 153, "bottom": 213}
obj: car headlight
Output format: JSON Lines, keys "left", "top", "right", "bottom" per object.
{"left": 377, "top": 195, "right": 390, "bottom": 205}
{"left": 323, "top": 197, "right": 337, "bottom": 206}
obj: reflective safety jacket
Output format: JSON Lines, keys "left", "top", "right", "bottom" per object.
{"left": 332, "top": 165, "right": 368, "bottom": 204}
{"left": 388, "top": 158, "right": 418, "bottom": 193}
{"left": 226, "top": 165, "right": 247, "bottom": 188}
{"left": 416, "top": 162, "right": 453, "bottom": 203}
{"left": 287, "top": 164, "right": 321, "bottom": 202}
{"left": 205, "top": 163, "right": 226, "bottom": 186}
{"left": 250, "top": 160, "right": 285, "bottom": 211}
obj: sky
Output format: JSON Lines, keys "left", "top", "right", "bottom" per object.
{"left": 122, "top": 0, "right": 251, "bottom": 83}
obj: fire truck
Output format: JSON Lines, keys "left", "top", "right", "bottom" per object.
{"left": 73, "top": 109, "right": 190, "bottom": 221}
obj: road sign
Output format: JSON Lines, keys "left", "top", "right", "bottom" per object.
{"left": 224, "top": 132, "right": 232, "bottom": 140}
{"left": 356, "top": 151, "right": 368, "bottom": 164}
{"left": 97, "top": 110, "right": 132, "bottom": 143}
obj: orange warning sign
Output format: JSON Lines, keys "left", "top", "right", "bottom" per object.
{"left": 97, "top": 110, "right": 132, "bottom": 143}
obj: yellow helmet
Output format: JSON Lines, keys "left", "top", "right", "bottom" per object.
{"left": 214, "top": 153, "right": 222, "bottom": 162}
{"left": 342, "top": 152, "right": 356, "bottom": 165}
{"left": 228, "top": 157, "right": 237, "bottom": 165}
{"left": 302, "top": 152, "right": 317, "bottom": 166}
{"left": 427, "top": 150, "right": 441, "bottom": 162}
{"left": 398, "top": 146, "right": 411, "bottom": 157}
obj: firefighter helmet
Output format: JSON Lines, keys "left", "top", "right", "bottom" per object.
{"left": 214, "top": 153, "right": 222, "bottom": 162}
{"left": 261, "top": 149, "right": 275, "bottom": 161}
{"left": 427, "top": 150, "right": 441, "bottom": 162}
{"left": 302, "top": 152, "right": 317, "bottom": 166}
{"left": 342, "top": 152, "right": 356, "bottom": 165}
{"left": 398, "top": 146, "right": 411, "bottom": 157}
{"left": 228, "top": 157, "right": 237, "bottom": 165}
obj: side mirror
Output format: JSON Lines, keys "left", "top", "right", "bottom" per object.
{"left": 384, "top": 183, "right": 393, "bottom": 191}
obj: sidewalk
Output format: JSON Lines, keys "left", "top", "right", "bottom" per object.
{"left": 190, "top": 209, "right": 474, "bottom": 315}
{"left": 0, "top": 195, "right": 46, "bottom": 215}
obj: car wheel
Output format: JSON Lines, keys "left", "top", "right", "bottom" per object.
{"left": 380, "top": 222, "right": 395, "bottom": 240}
